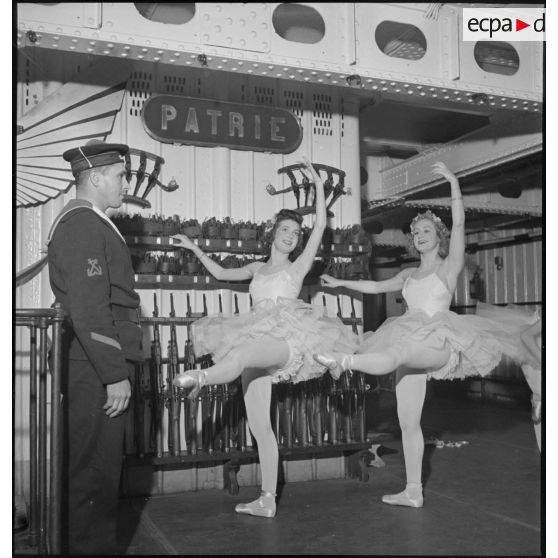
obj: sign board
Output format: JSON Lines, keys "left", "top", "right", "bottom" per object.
{"left": 142, "top": 94, "right": 303, "bottom": 153}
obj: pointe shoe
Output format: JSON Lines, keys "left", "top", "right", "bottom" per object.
{"left": 531, "top": 395, "right": 542, "bottom": 425}
{"left": 235, "top": 491, "right": 276, "bottom": 518}
{"left": 173, "top": 370, "right": 206, "bottom": 400}
{"left": 382, "top": 484, "right": 423, "bottom": 508}
{"left": 313, "top": 352, "right": 352, "bottom": 380}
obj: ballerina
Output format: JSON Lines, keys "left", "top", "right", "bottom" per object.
{"left": 313, "top": 161, "right": 528, "bottom": 508}
{"left": 171, "top": 158, "right": 357, "bottom": 518}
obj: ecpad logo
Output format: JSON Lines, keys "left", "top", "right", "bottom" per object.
{"left": 463, "top": 8, "right": 545, "bottom": 41}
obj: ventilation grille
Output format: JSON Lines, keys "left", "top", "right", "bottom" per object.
{"left": 254, "top": 85, "right": 275, "bottom": 105}
{"left": 163, "top": 74, "right": 186, "bottom": 94}
{"left": 128, "top": 71, "right": 153, "bottom": 117}
{"left": 195, "top": 76, "right": 203, "bottom": 96}
{"left": 283, "top": 89, "right": 304, "bottom": 118}
{"left": 312, "top": 93, "right": 333, "bottom": 136}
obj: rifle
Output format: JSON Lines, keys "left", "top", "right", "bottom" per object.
{"left": 340, "top": 368, "right": 354, "bottom": 444}
{"left": 350, "top": 296, "right": 367, "bottom": 442}
{"left": 231, "top": 295, "right": 247, "bottom": 451}
{"left": 272, "top": 384, "right": 282, "bottom": 447}
{"left": 133, "top": 362, "right": 146, "bottom": 457}
{"left": 203, "top": 384, "right": 215, "bottom": 455}
{"left": 283, "top": 384, "right": 294, "bottom": 448}
{"left": 326, "top": 373, "right": 338, "bottom": 445}
{"left": 166, "top": 294, "right": 181, "bottom": 456}
{"left": 297, "top": 381, "right": 309, "bottom": 448}
{"left": 150, "top": 293, "right": 164, "bottom": 458}
{"left": 183, "top": 294, "right": 198, "bottom": 455}
{"left": 202, "top": 293, "right": 208, "bottom": 317}
{"left": 311, "top": 378, "right": 324, "bottom": 447}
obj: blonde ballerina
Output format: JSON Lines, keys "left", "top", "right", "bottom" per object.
{"left": 314, "top": 161, "right": 529, "bottom": 507}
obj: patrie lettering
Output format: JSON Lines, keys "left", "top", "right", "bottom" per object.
{"left": 161, "top": 104, "right": 286, "bottom": 142}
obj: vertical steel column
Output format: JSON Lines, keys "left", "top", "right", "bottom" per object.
{"left": 28, "top": 325, "right": 38, "bottom": 548}
{"left": 38, "top": 322, "right": 48, "bottom": 554}
{"left": 48, "top": 304, "right": 64, "bottom": 555}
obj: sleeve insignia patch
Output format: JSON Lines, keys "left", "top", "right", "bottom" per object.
{"left": 87, "top": 258, "right": 103, "bottom": 277}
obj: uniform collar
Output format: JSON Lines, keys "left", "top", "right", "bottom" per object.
{"left": 90, "top": 205, "right": 126, "bottom": 244}
{"left": 47, "top": 199, "right": 126, "bottom": 245}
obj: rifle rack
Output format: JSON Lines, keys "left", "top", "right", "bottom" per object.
{"left": 125, "top": 293, "right": 372, "bottom": 494}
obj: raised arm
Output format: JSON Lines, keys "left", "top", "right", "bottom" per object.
{"left": 290, "top": 158, "right": 326, "bottom": 278}
{"left": 171, "top": 233, "right": 262, "bottom": 281}
{"left": 320, "top": 267, "right": 414, "bottom": 294}
{"left": 432, "top": 161, "right": 465, "bottom": 278}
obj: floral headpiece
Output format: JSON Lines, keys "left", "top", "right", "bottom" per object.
{"left": 411, "top": 210, "right": 444, "bottom": 229}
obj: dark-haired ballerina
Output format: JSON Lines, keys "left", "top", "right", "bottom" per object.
{"left": 171, "top": 158, "right": 356, "bottom": 518}
{"left": 314, "top": 161, "right": 528, "bottom": 508}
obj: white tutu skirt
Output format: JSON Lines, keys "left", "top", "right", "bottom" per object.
{"left": 192, "top": 297, "right": 358, "bottom": 383}
{"left": 475, "top": 302, "right": 540, "bottom": 369}
{"left": 357, "top": 306, "right": 531, "bottom": 381}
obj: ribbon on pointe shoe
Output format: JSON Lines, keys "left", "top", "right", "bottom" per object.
{"left": 312, "top": 353, "right": 353, "bottom": 380}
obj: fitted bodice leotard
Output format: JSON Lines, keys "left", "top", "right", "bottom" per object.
{"left": 249, "top": 266, "right": 301, "bottom": 304}
{"left": 402, "top": 272, "right": 453, "bottom": 317}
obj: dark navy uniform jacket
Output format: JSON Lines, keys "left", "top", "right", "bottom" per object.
{"left": 47, "top": 199, "right": 143, "bottom": 384}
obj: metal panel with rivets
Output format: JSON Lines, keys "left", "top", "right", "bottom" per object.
{"left": 16, "top": 3, "right": 543, "bottom": 113}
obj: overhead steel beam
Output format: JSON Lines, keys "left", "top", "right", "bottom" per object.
{"left": 16, "top": 3, "right": 542, "bottom": 114}
{"left": 377, "top": 111, "right": 542, "bottom": 198}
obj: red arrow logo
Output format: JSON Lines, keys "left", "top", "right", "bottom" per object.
{"left": 516, "top": 19, "right": 530, "bottom": 31}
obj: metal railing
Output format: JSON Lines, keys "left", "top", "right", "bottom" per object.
{"left": 15, "top": 303, "right": 65, "bottom": 555}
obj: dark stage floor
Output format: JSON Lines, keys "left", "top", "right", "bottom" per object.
{"left": 115, "top": 393, "right": 542, "bottom": 556}
{"left": 14, "top": 391, "right": 542, "bottom": 556}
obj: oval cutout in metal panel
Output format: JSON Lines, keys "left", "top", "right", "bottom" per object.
{"left": 474, "top": 41, "right": 519, "bottom": 76}
{"left": 272, "top": 3, "right": 325, "bottom": 44}
{"left": 375, "top": 21, "right": 427, "bottom": 61}
{"left": 134, "top": 3, "right": 196, "bottom": 25}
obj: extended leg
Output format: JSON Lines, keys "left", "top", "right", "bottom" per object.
{"left": 382, "top": 371, "right": 427, "bottom": 508}
{"left": 174, "top": 337, "right": 290, "bottom": 399}
{"left": 235, "top": 368, "right": 278, "bottom": 518}
{"left": 315, "top": 341, "right": 451, "bottom": 377}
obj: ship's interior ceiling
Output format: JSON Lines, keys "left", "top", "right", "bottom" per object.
{"left": 357, "top": 92, "right": 543, "bottom": 257}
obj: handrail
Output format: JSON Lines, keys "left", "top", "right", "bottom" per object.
{"left": 15, "top": 256, "right": 48, "bottom": 288}
{"left": 15, "top": 303, "right": 66, "bottom": 555}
